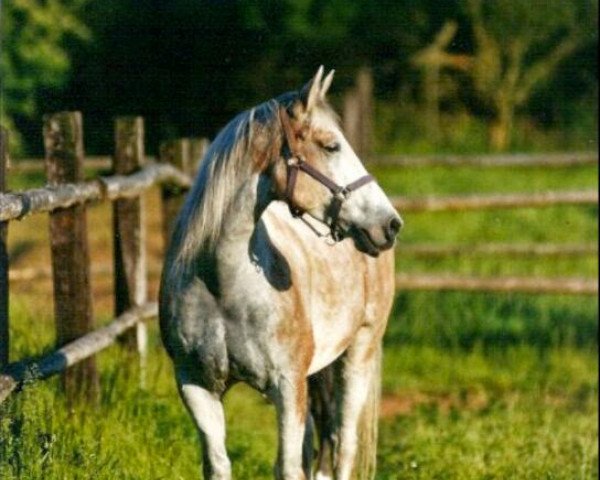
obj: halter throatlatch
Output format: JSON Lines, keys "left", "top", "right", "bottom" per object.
{"left": 279, "top": 106, "right": 374, "bottom": 241}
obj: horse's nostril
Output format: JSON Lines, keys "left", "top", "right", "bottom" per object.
{"left": 385, "top": 216, "right": 403, "bottom": 241}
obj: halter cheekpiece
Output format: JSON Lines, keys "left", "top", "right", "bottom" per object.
{"left": 279, "top": 106, "right": 374, "bottom": 241}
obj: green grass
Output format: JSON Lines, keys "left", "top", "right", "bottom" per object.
{"left": 1, "top": 162, "right": 598, "bottom": 478}
{"left": 1, "top": 326, "right": 596, "bottom": 479}
{"left": 378, "top": 393, "right": 597, "bottom": 479}
{"left": 387, "top": 293, "right": 598, "bottom": 350}
{"left": 380, "top": 347, "right": 597, "bottom": 479}
{"left": 374, "top": 164, "right": 598, "bottom": 196}
{"left": 375, "top": 163, "right": 599, "bottom": 280}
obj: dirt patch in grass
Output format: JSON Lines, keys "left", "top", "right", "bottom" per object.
{"left": 380, "top": 390, "right": 490, "bottom": 417}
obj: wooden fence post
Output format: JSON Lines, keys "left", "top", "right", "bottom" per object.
{"left": 0, "top": 128, "right": 9, "bottom": 368}
{"left": 44, "top": 112, "right": 98, "bottom": 402}
{"left": 113, "top": 117, "right": 148, "bottom": 386}
{"left": 343, "top": 67, "right": 374, "bottom": 161}
{"left": 160, "top": 139, "right": 191, "bottom": 247}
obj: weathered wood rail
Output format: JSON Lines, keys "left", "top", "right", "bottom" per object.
{"left": 0, "top": 162, "right": 191, "bottom": 222}
{"left": 392, "top": 190, "right": 598, "bottom": 212}
{"left": 400, "top": 242, "right": 598, "bottom": 257}
{"left": 0, "top": 113, "right": 597, "bottom": 404}
{"left": 0, "top": 304, "right": 157, "bottom": 403}
{"left": 395, "top": 274, "right": 598, "bottom": 295}
{"left": 0, "top": 112, "right": 202, "bottom": 403}
{"left": 12, "top": 151, "right": 598, "bottom": 172}
{"left": 370, "top": 151, "right": 598, "bottom": 168}
{"left": 2, "top": 171, "right": 595, "bottom": 222}
{"left": 7, "top": 241, "right": 598, "bottom": 283}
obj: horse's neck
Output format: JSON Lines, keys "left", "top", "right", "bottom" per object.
{"left": 214, "top": 173, "right": 269, "bottom": 266}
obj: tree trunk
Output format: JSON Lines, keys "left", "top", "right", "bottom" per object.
{"left": 489, "top": 96, "right": 515, "bottom": 151}
{"left": 343, "top": 67, "right": 374, "bottom": 160}
{"left": 423, "top": 65, "right": 441, "bottom": 144}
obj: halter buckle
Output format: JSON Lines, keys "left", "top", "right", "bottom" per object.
{"left": 333, "top": 187, "right": 349, "bottom": 202}
{"left": 287, "top": 156, "right": 301, "bottom": 167}
{"left": 330, "top": 225, "right": 345, "bottom": 242}
{"left": 289, "top": 205, "right": 304, "bottom": 218}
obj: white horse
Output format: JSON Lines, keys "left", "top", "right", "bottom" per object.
{"left": 159, "top": 67, "right": 402, "bottom": 479}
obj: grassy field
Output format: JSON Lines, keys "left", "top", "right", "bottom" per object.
{"left": 0, "top": 161, "right": 598, "bottom": 479}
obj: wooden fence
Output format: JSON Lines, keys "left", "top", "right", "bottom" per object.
{"left": 11, "top": 150, "right": 598, "bottom": 172}
{"left": 0, "top": 113, "right": 597, "bottom": 404}
{"left": 369, "top": 151, "right": 598, "bottom": 168}
{"left": 0, "top": 113, "right": 203, "bottom": 403}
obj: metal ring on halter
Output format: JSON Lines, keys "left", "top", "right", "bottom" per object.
{"left": 334, "top": 187, "right": 350, "bottom": 201}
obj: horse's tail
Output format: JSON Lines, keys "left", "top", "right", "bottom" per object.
{"left": 353, "top": 341, "right": 382, "bottom": 479}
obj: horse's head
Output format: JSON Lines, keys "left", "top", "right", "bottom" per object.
{"left": 272, "top": 66, "right": 403, "bottom": 256}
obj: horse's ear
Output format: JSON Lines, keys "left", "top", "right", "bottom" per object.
{"left": 320, "top": 69, "right": 335, "bottom": 101}
{"left": 299, "top": 65, "right": 324, "bottom": 112}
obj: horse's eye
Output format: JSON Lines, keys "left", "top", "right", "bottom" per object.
{"left": 323, "top": 142, "right": 340, "bottom": 153}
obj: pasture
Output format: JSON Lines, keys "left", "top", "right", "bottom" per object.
{"left": 1, "top": 160, "right": 598, "bottom": 479}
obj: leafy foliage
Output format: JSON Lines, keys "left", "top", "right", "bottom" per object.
{"left": 2, "top": 0, "right": 598, "bottom": 153}
{"left": 1, "top": 0, "right": 89, "bottom": 150}
{"left": 461, "top": 0, "right": 598, "bottom": 149}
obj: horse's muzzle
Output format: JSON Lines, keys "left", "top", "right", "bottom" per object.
{"left": 351, "top": 214, "right": 402, "bottom": 256}
{"left": 384, "top": 215, "right": 403, "bottom": 243}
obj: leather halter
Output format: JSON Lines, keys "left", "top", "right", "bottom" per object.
{"left": 279, "top": 106, "right": 374, "bottom": 241}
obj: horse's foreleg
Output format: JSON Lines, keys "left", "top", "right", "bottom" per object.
{"left": 335, "top": 330, "right": 381, "bottom": 480}
{"left": 272, "top": 374, "right": 309, "bottom": 480}
{"left": 177, "top": 371, "right": 231, "bottom": 480}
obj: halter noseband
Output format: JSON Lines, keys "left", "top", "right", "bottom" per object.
{"left": 279, "top": 106, "right": 374, "bottom": 241}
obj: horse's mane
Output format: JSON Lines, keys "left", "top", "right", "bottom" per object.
{"left": 169, "top": 91, "right": 339, "bottom": 269}
{"left": 171, "top": 96, "right": 284, "bottom": 266}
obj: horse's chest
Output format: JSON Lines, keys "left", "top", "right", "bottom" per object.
{"left": 215, "top": 227, "right": 373, "bottom": 382}
{"left": 305, "top": 268, "right": 366, "bottom": 373}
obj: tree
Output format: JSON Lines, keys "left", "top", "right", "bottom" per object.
{"left": 0, "top": 0, "right": 89, "bottom": 152}
{"left": 463, "top": 0, "right": 597, "bottom": 150}
{"left": 411, "top": 20, "right": 472, "bottom": 144}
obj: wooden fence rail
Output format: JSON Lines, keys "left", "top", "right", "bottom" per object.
{"left": 1, "top": 175, "right": 594, "bottom": 223}
{"left": 0, "top": 113, "right": 597, "bottom": 405}
{"left": 400, "top": 242, "right": 598, "bottom": 257}
{"left": 9, "top": 156, "right": 120, "bottom": 172}
{"left": 0, "top": 303, "right": 157, "bottom": 403}
{"left": 0, "top": 163, "right": 191, "bottom": 222}
{"left": 11, "top": 151, "right": 598, "bottom": 172}
{"left": 395, "top": 274, "right": 598, "bottom": 295}
{"left": 392, "top": 190, "right": 598, "bottom": 212}
{"left": 371, "top": 151, "right": 598, "bottom": 168}
{"left": 6, "top": 240, "right": 598, "bottom": 283}
{"left": 0, "top": 112, "right": 200, "bottom": 404}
